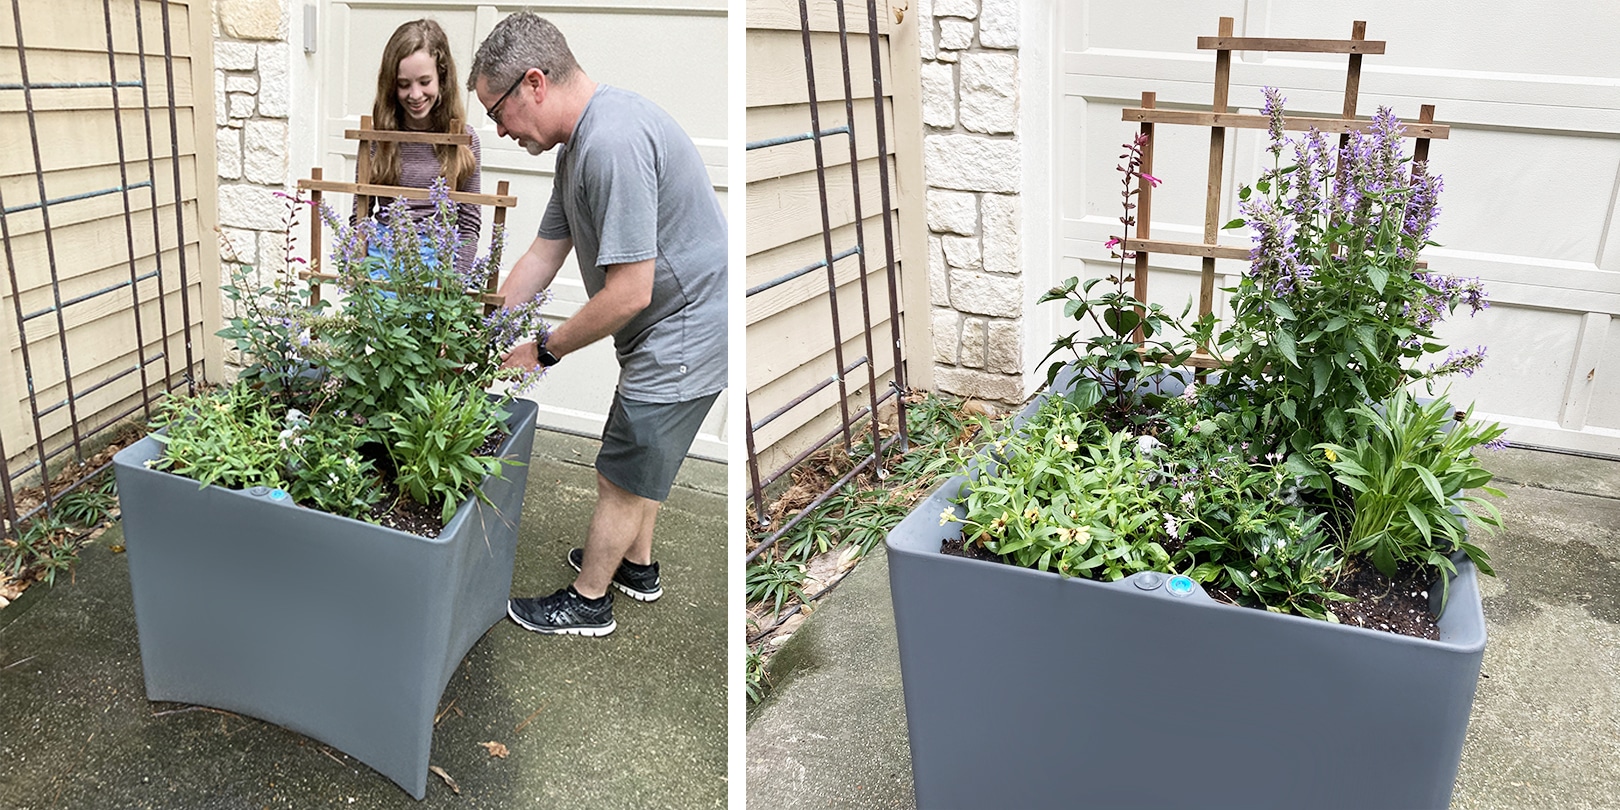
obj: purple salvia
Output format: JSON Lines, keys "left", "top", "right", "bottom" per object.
{"left": 1262, "top": 87, "right": 1286, "bottom": 156}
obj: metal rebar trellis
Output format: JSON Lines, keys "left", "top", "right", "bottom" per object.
{"left": 0, "top": 0, "right": 200, "bottom": 539}
{"left": 743, "top": 0, "right": 910, "bottom": 564}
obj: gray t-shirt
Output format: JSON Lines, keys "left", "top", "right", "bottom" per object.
{"left": 538, "top": 85, "right": 728, "bottom": 403}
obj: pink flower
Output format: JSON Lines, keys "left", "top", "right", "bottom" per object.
{"left": 1138, "top": 172, "right": 1162, "bottom": 188}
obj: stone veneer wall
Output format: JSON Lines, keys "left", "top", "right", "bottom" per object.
{"left": 212, "top": 0, "right": 293, "bottom": 370}
{"left": 917, "top": 0, "right": 1026, "bottom": 407}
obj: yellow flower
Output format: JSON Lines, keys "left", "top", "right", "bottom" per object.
{"left": 939, "top": 507, "right": 956, "bottom": 526}
{"left": 1023, "top": 507, "right": 1041, "bottom": 522}
{"left": 1323, "top": 447, "right": 1338, "bottom": 462}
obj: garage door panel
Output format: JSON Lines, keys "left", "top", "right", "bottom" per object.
{"left": 1268, "top": 3, "right": 1620, "bottom": 81}
{"left": 1590, "top": 319, "right": 1620, "bottom": 431}
{"left": 1428, "top": 307, "right": 1584, "bottom": 423}
{"left": 1434, "top": 130, "right": 1620, "bottom": 263}
{"left": 1073, "top": 1, "right": 1245, "bottom": 56}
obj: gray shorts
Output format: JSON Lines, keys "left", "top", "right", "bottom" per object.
{"left": 596, "top": 390, "right": 720, "bottom": 502}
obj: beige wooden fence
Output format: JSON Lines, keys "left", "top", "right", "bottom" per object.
{"left": 0, "top": 0, "right": 218, "bottom": 520}
{"left": 745, "top": 0, "right": 930, "bottom": 493}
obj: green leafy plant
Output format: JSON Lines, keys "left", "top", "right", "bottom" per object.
{"left": 154, "top": 179, "right": 553, "bottom": 527}
{"left": 1209, "top": 90, "right": 1487, "bottom": 463}
{"left": 54, "top": 475, "right": 117, "bottom": 528}
{"left": 3, "top": 511, "right": 76, "bottom": 586}
{"left": 386, "top": 381, "right": 511, "bottom": 523}
{"left": 1038, "top": 134, "right": 1209, "bottom": 421}
{"left": 746, "top": 558, "right": 808, "bottom": 618}
{"left": 746, "top": 642, "right": 768, "bottom": 704}
{"left": 1316, "top": 391, "right": 1504, "bottom": 605}
{"left": 954, "top": 397, "right": 1170, "bottom": 581}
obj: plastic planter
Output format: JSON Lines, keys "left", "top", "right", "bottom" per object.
{"left": 885, "top": 391, "right": 1485, "bottom": 810}
{"left": 112, "top": 398, "right": 537, "bottom": 799}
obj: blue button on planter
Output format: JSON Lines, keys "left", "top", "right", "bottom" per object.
{"left": 1166, "top": 575, "right": 1195, "bottom": 597}
{"left": 269, "top": 488, "right": 289, "bottom": 501}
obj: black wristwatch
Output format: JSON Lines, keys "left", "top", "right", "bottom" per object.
{"left": 537, "top": 341, "right": 560, "bottom": 367}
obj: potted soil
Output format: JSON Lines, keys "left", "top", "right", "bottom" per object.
{"left": 112, "top": 183, "right": 551, "bottom": 798}
{"left": 887, "top": 97, "right": 1506, "bottom": 809}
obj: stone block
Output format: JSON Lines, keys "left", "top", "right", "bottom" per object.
{"left": 218, "top": 183, "right": 288, "bottom": 231}
{"left": 918, "top": 0, "right": 936, "bottom": 60}
{"left": 217, "top": 127, "right": 242, "bottom": 180}
{"left": 259, "top": 229, "right": 291, "bottom": 272}
{"left": 981, "top": 193, "right": 1021, "bottom": 273}
{"left": 228, "top": 92, "right": 255, "bottom": 119}
{"left": 979, "top": 0, "right": 1019, "bottom": 49}
{"left": 960, "top": 317, "right": 987, "bottom": 368}
{"left": 949, "top": 269, "right": 1021, "bottom": 317}
{"left": 933, "top": 0, "right": 978, "bottom": 19}
{"left": 931, "top": 308, "right": 961, "bottom": 364}
{"left": 988, "top": 320, "right": 1022, "bottom": 375}
{"left": 924, "top": 134, "right": 1019, "bottom": 193}
{"left": 920, "top": 61, "right": 956, "bottom": 129}
{"left": 219, "top": 226, "right": 259, "bottom": 267}
{"left": 215, "top": 70, "right": 228, "bottom": 126}
{"left": 927, "top": 189, "right": 977, "bottom": 236}
{"left": 243, "top": 120, "right": 288, "bottom": 185}
{"left": 942, "top": 235, "right": 981, "bottom": 270}
{"left": 938, "top": 19, "right": 974, "bottom": 51}
{"left": 933, "top": 366, "right": 1025, "bottom": 404}
{"left": 935, "top": 49, "right": 958, "bottom": 64}
{"left": 960, "top": 53, "right": 1018, "bottom": 135}
{"left": 928, "top": 235, "right": 950, "bottom": 307}
{"left": 225, "top": 74, "right": 259, "bottom": 95}
{"left": 214, "top": 41, "right": 258, "bottom": 71}
{"left": 257, "top": 44, "right": 288, "bottom": 118}
{"left": 218, "top": 0, "right": 284, "bottom": 40}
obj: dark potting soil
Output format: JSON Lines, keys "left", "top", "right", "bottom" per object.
{"left": 941, "top": 538, "right": 1441, "bottom": 640}
{"left": 362, "top": 428, "right": 509, "bottom": 539}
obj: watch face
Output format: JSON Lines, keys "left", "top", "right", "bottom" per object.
{"left": 539, "top": 349, "right": 560, "bottom": 367}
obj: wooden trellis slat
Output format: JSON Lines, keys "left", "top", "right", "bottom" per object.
{"left": 1120, "top": 17, "right": 1440, "bottom": 372}
{"left": 292, "top": 115, "right": 514, "bottom": 313}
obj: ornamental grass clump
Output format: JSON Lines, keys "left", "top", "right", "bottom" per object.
{"left": 952, "top": 90, "right": 1507, "bottom": 628}
{"left": 151, "top": 179, "right": 550, "bottom": 530}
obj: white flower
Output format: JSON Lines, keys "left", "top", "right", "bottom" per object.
{"left": 1181, "top": 382, "right": 1198, "bottom": 402}
{"left": 938, "top": 507, "right": 956, "bottom": 526}
{"left": 1163, "top": 514, "right": 1181, "bottom": 539}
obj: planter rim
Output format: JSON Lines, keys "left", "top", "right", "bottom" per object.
{"left": 112, "top": 397, "right": 538, "bottom": 547}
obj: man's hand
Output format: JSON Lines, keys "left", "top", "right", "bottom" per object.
{"left": 502, "top": 340, "right": 540, "bottom": 370}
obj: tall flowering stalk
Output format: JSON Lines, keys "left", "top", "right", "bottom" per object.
{"left": 1038, "top": 133, "right": 1205, "bottom": 421}
{"left": 1212, "top": 89, "right": 1490, "bottom": 459}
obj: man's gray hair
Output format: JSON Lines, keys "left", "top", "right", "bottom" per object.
{"left": 469, "top": 12, "right": 580, "bottom": 91}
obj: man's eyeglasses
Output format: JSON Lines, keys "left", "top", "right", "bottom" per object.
{"left": 487, "top": 68, "right": 543, "bottom": 126}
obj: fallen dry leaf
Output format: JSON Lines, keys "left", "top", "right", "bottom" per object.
{"left": 480, "top": 741, "right": 509, "bottom": 758}
{"left": 429, "top": 765, "right": 460, "bottom": 794}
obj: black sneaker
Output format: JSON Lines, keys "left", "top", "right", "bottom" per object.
{"left": 507, "top": 587, "right": 615, "bottom": 637}
{"left": 567, "top": 547, "right": 663, "bottom": 602}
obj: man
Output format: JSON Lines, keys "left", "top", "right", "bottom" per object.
{"left": 469, "top": 13, "right": 727, "bottom": 637}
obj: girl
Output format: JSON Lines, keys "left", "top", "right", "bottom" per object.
{"left": 363, "top": 19, "right": 482, "bottom": 275}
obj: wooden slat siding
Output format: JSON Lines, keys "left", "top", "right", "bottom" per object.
{"left": 1195, "top": 36, "right": 1385, "bottom": 54}
{"left": 746, "top": 154, "right": 896, "bottom": 255}
{"left": 746, "top": 0, "right": 894, "bottom": 35}
{"left": 0, "top": 0, "right": 218, "bottom": 474}
{"left": 0, "top": 0, "right": 194, "bottom": 52}
{"left": 0, "top": 107, "right": 198, "bottom": 177}
{"left": 747, "top": 97, "right": 897, "bottom": 183}
{"left": 745, "top": 0, "right": 920, "bottom": 472}
{"left": 747, "top": 28, "right": 893, "bottom": 109}
{"left": 1119, "top": 108, "right": 1450, "bottom": 139}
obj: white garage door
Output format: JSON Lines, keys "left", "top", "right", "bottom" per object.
{"left": 301, "top": 1, "right": 729, "bottom": 460}
{"left": 1045, "top": 2, "right": 1620, "bottom": 457}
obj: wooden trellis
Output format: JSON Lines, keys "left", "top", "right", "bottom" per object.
{"left": 294, "top": 116, "right": 518, "bottom": 313}
{"left": 1120, "top": 17, "right": 1450, "bottom": 368}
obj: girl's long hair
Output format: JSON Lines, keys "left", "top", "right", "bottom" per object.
{"left": 370, "top": 19, "right": 474, "bottom": 190}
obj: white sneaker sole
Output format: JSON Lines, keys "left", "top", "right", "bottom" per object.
{"left": 506, "top": 601, "right": 616, "bottom": 637}
{"left": 568, "top": 554, "right": 663, "bottom": 602}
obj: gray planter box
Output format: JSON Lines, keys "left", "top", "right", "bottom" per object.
{"left": 886, "top": 391, "right": 1485, "bottom": 809}
{"left": 112, "top": 398, "right": 537, "bottom": 799}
